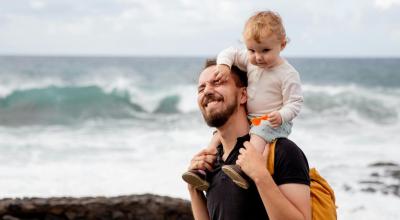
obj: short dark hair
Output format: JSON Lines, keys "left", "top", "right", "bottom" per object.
{"left": 203, "top": 58, "right": 248, "bottom": 88}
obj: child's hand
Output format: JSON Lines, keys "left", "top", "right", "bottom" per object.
{"left": 189, "top": 148, "right": 217, "bottom": 172}
{"left": 268, "top": 111, "right": 282, "bottom": 128}
{"left": 214, "top": 64, "right": 231, "bottom": 83}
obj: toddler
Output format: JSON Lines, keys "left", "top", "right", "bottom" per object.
{"left": 183, "top": 10, "right": 303, "bottom": 190}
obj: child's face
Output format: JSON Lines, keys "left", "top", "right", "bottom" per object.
{"left": 245, "top": 34, "right": 285, "bottom": 69}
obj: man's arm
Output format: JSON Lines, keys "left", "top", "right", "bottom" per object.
{"left": 186, "top": 149, "right": 216, "bottom": 220}
{"left": 188, "top": 186, "right": 210, "bottom": 220}
{"left": 254, "top": 174, "right": 311, "bottom": 220}
{"left": 237, "top": 142, "right": 311, "bottom": 220}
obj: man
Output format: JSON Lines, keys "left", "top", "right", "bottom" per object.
{"left": 187, "top": 59, "right": 311, "bottom": 220}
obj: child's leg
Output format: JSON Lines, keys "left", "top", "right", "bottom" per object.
{"left": 205, "top": 131, "right": 221, "bottom": 155}
{"left": 182, "top": 132, "right": 221, "bottom": 191}
{"left": 249, "top": 133, "right": 269, "bottom": 154}
{"left": 196, "top": 132, "right": 220, "bottom": 175}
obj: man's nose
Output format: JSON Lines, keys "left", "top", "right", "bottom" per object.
{"left": 203, "top": 84, "right": 215, "bottom": 95}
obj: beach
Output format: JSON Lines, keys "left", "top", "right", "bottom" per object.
{"left": 0, "top": 56, "right": 399, "bottom": 219}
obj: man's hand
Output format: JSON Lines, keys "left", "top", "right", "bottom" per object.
{"left": 268, "top": 111, "right": 282, "bottom": 128}
{"left": 214, "top": 64, "right": 231, "bottom": 83}
{"left": 188, "top": 148, "right": 217, "bottom": 172}
{"left": 236, "top": 141, "right": 269, "bottom": 181}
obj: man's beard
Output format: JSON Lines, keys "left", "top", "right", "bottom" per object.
{"left": 201, "top": 95, "right": 237, "bottom": 128}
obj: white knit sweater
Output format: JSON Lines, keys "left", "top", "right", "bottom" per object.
{"left": 217, "top": 47, "right": 303, "bottom": 123}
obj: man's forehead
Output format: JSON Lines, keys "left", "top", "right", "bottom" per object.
{"left": 198, "top": 65, "right": 217, "bottom": 84}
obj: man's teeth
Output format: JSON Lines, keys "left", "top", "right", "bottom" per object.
{"left": 206, "top": 100, "right": 220, "bottom": 107}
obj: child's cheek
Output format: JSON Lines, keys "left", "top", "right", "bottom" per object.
{"left": 249, "top": 56, "right": 257, "bottom": 65}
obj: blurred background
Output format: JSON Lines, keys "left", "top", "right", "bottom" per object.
{"left": 0, "top": 0, "right": 399, "bottom": 219}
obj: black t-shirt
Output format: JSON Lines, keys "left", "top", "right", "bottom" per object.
{"left": 206, "top": 135, "right": 310, "bottom": 220}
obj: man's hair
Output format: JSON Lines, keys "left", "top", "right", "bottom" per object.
{"left": 243, "top": 10, "right": 287, "bottom": 44}
{"left": 203, "top": 59, "right": 248, "bottom": 88}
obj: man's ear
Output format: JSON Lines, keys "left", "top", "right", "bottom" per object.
{"left": 239, "top": 87, "right": 247, "bottom": 105}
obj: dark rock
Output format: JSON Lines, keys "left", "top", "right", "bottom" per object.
{"left": 359, "top": 162, "right": 400, "bottom": 198}
{"left": 361, "top": 187, "right": 376, "bottom": 193}
{"left": 358, "top": 180, "right": 384, "bottom": 185}
{"left": 44, "top": 214, "right": 65, "bottom": 220}
{"left": 385, "top": 185, "right": 400, "bottom": 196}
{"left": 369, "top": 162, "right": 399, "bottom": 167}
{"left": 3, "top": 215, "right": 20, "bottom": 220}
{"left": 0, "top": 194, "right": 193, "bottom": 220}
{"left": 388, "top": 169, "right": 400, "bottom": 180}
{"left": 111, "top": 211, "right": 124, "bottom": 220}
{"left": 370, "top": 172, "right": 379, "bottom": 177}
{"left": 343, "top": 184, "right": 352, "bottom": 191}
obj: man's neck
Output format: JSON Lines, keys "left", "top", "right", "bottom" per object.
{"left": 216, "top": 109, "right": 249, "bottom": 159}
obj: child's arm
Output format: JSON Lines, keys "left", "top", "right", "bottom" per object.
{"left": 215, "top": 47, "right": 248, "bottom": 82}
{"left": 277, "top": 70, "right": 303, "bottom": 124}
{"left": 217, "top": 46, "right": 248, "bottom": 71}
{"left": 267, "top": 111, "right": 283, "bottom": 128}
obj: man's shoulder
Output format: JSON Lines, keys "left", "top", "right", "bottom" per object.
{"left": 273, "top": 138, "right": 310, "bottom": 185}
{"left": 274, "top": 138, "right": 309, "bottom": 166}
{"left": 275, "top": 138, "right": 302, "bottom": 153}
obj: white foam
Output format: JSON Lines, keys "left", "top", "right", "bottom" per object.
{"left": 1, "top": 111, "right": 400, "bottom": 219}
{"left": 337, "top": 191, "right": 400, "bottom": 220}
{"left": 303, "top": 83, "right": 400, "bottom": 104}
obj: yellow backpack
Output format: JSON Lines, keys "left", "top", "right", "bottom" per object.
{"left": 267, "top": 140, "right": 337, "bottom": 220}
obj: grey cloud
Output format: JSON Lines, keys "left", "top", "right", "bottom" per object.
{"left": 0, "top": 0, "right": 399, "bottom": 56}
{"left": 1, "top": 0, "right": 132, "bottom": 20}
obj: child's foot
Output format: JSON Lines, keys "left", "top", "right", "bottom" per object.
{"left": 221, "top": 165, "right": 249, "bottom": 189}
{"left": 182, "top": 170, "right": 209, "bottom": 191}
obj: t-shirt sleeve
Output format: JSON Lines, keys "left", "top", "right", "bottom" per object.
{"left": 273, "top": 138, "right": 310, "bottom": 186}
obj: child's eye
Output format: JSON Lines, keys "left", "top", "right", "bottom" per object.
{"left": 248, "top": 49, "right": 255, "bottom": 53}
{"left": 262, "top": 49, "right": 270, "bottom": 53}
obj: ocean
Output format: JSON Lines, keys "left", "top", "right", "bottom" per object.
{"left": 0, "top": 56, "right": 399, "bottom": 219}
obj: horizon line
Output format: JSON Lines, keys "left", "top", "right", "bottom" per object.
{"left": 1, "top": 54, "right": 400, "bottom": 59}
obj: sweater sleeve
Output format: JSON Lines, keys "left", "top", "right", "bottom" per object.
{"left": 217, "top": 47, "right": 248, "bottom": 72}
{"left": 278, "top": 70, "right": 304, "bottom": 123}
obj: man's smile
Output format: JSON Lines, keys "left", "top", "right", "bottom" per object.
{"left": 206, "top": 100, "right": 222, "bottom": 108}
{"left": 202, "top": 95, "right": 224, "bottom": 109}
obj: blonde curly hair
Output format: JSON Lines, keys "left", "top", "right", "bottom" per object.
{"left": 243, "top": 11, "right": 288, "bottom": 44}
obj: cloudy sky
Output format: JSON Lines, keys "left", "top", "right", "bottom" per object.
{"left": 1, "top": 0, "right": 399, "bottom": 57}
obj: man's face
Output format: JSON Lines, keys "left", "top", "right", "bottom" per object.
{"left": 197, "top": 65, "right": 241, "bottom": 127}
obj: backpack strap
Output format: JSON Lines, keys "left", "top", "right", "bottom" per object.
{"left": 266, "top": 140, "right": 277, "bottom": 175}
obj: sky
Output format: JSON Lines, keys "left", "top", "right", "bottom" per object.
{"left": 0, "top": 0, "right": 399, "bottom": 57}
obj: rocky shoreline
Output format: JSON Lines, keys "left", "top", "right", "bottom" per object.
{"left": 0, "top": 194, "right": 193, "bottom": 220}
{"left": 343, "top": 161, "right": 400, "bottom": 197}
{"left": 359, "top": 161, "right": 400, "bottom": 197}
